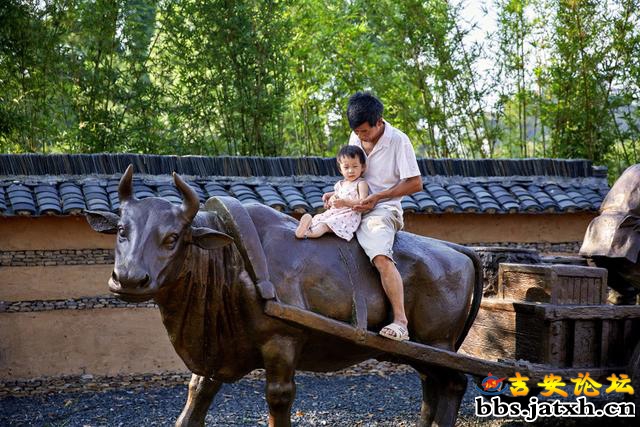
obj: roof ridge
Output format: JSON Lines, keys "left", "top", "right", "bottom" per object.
{"left": 0, "top": 153, "right": 601, "bottom": 178}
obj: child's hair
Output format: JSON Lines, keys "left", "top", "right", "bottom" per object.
{"left": 337, "top": 145, "right": 366, "bottom": 167}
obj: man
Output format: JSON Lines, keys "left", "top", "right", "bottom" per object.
{"left": 324, "top": 92, "right": 422, "bottom": 341}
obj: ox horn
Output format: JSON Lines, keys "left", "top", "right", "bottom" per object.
{"left": 173, "top": 172, "right": 200, "bottom": 221}
{"left": 118, "top": 164, "right": 135, "bottom": 204}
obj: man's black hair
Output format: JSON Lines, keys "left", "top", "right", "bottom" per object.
{"left": 337, "top": 145, "right": 366, "bottom": 166}
{"left": 346, "top": 91, "right": 383, "bottom": 129}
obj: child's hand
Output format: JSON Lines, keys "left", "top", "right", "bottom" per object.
{"left": 322, "top": 192, "right": 335, "bottom": 209}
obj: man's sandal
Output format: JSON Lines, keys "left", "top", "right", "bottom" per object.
{"left": 379, "top": 323, "right": 409, "bottom": 341}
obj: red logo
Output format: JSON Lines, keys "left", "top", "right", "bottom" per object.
{"left": 476, "top": 373, "right": 508, "bottom": 395}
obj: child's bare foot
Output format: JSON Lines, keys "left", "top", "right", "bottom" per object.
{"left": 295, "top": 214, "right": 313, "bottom": 239}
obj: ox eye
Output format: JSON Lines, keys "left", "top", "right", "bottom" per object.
{"left": 117, "top": 225, "right": 127, "bottom": 240}
{"left": 163, "top": 233, "right": 179, "bottom": 248}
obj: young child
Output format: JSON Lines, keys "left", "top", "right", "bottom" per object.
{"left": 295, "top": 145, "right": 368, "bottom": 240}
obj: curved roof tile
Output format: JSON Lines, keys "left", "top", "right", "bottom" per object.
{"left": 401, "top": 196, "right": 419, "bottom": 213}
{"left": 8, "top": 187, "right": 37, "bottom": 214}
{"left": 34, "top": 184, "right": 62, "bottom": 215}
{"left": 0, "top": 155, "right": 610, "bottom": 217}
{"left": 0, "top": 186, "right": 7, "bottom": 213}
{"left": 0, "top": 177, "right": 610, "bottom": 217}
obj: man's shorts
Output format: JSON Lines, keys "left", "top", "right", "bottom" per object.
{"left": 355, "top": 205, "right": 404, "bottom": 263}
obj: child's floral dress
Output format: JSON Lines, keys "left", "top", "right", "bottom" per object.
{"left": 311, "top": 178, "right": 364, "bottom": 241}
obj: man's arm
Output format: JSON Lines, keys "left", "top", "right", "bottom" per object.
{"left": 353, "top": 176, "right": 422, "bottom": 212}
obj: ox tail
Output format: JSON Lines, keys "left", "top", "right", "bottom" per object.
{"left": 441, "top": 242, "right": 484, "bottom": 351}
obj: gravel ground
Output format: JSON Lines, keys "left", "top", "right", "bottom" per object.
{"left": 1, "top": 365, "right": 635, "bottom": 427}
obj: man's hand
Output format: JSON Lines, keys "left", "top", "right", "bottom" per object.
{"left": 353, "top": 194, "right": 380, "bottom": 212}
{"left": 332, "top": 197, "right": 349, "bottom": 208}
{"left": 322, "top": 191, "right": 335, "bottom": 209}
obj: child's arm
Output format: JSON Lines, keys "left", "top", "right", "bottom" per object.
{"left": 332, "top": 181, "right": 369, "bottom": 209}
{"left": 357, "top": 180, "right": 369, "bottom": 201}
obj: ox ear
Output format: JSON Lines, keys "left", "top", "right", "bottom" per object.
{"left": 85, "top": 210, "right": 120, "bottom": 234}
{"left": 190, "top": 226, "right": 234, "bottom": 250}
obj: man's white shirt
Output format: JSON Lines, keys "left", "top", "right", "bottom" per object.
{"left": 349, "top": 120, "right": 421, "bottom": 213}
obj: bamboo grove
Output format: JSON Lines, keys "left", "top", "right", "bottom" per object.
{"left": 1, "top": 1, "right": 639, "bottom": 177}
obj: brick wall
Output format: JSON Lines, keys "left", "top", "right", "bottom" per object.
{"left": 0, "top": 214, "right": 590, "bottom": 395}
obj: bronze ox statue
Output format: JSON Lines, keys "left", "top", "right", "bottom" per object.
{"left": 581, "top": 164, "right": 640, "bottom": 304}
{"left": 86, "top": 166, "right": 483, "bottom": 427}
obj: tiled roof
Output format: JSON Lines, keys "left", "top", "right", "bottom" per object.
{"left": 0, "top": 154, "right": 609, "bottom": 217}
{"left": 0, "top": 153, "right": 603, "bottom": 177}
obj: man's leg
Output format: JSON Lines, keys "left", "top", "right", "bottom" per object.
{"left": 356, "top": 207, "right": 407, "bottom": 339}
{"left": 373, "top": 255, "right": 408, "bottom": 328}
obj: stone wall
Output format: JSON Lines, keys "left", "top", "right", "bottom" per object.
{"left": 0, "top": 242, "right": 581, "bottom": 269}
{"left": 467, "top": 241, "right": 583, "bottom": 254}
{"left": 0, "top": 372, "right": 192, "bottom": 397}
{"left": 0, "top": 213, "right": 592, "bottom": 395}
{"left": 0, "top": 249, "right": 113, "bottom": 267}
{"left": 0, "top": 297, "right": 153, "bottom": 313}
{"left": 0, "top": 216, "right": 188, "bottom": 394}
{"left": 0, "top": 307, "right": 186, "bottom": 388}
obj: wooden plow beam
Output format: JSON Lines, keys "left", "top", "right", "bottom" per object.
{"left": 264, "top": 301, "right": 626, "bottom": 382}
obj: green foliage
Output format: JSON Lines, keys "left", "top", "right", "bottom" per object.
{"left": 0, "top": 0, "right": 74, "bottom": 153}
{"left": 156, "top": 0, "right": 290, "bottom": 156}
{"left": 547, "top": 0, "right": 614, "bottom": 163}
{"left": 1, "top": 0, "right": 640, "bottom": 179}
{"left": 490, "top": 0, "right": 640, "bottom": 177}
